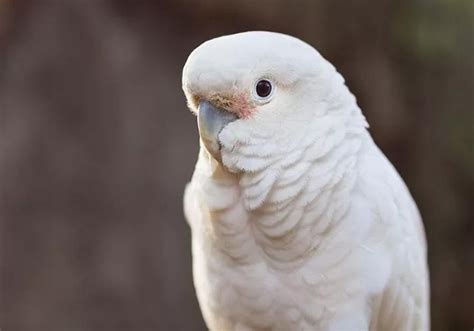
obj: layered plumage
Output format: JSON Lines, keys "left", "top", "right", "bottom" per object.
{"left": 182, "top": 31, "right": 429, "bottom": 331}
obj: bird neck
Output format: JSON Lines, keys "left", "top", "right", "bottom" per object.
{"left": 195, "top": 129, "right": 368, "bottom": 268}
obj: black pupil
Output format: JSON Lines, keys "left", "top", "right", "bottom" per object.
{"left": 256, "top": 80, "right": 272, "bottom": 98}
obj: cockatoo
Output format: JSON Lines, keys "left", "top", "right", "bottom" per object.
{"left": 182, "top": 31, "right": 429, "bottom": 331}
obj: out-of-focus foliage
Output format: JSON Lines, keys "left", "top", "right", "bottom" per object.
{"left": 396, "top": 0, "right": 473, "bottom": 63}
{"left": 0, "top": 0, "right": 472, "bottom": 330}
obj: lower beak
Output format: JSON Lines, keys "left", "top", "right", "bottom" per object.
{"left": 198, "top": 100, "right": 237, "bottom": 161}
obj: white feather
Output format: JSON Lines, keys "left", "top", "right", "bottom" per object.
{"left": 183, "top": 31, "right": 429, "bottom": 331}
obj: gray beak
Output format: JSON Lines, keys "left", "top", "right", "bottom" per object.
{"left": 198, "top": 100, "right": 237, "bottom": 161}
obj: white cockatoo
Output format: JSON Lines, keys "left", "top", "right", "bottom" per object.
{"left": 182, "top": 31, "right": 429, "bottom": 331}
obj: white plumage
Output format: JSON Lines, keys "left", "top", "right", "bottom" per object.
{"left": 182, "top": 31, "right": 429, "bottom": 331}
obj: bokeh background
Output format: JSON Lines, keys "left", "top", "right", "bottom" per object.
{"left": 0, "top": 0, "right": 472, "bottom": 330}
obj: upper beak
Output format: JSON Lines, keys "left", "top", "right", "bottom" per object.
{"left": 198, "top": 100, "right": 237, "bottom": 161}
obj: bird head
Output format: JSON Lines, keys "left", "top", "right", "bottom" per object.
{"left": 182, "top": 31, "right": 367, "bottom": 174}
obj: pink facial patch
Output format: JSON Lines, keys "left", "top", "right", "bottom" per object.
{"left": 231, "top": 93, "right": 256, "bottom": 119}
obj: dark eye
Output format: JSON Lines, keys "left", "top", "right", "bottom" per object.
{"left": 255, "top": 79, "right": 272, "bottom": 98}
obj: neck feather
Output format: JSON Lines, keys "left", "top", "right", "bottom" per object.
{"left": 195, "top": 110, "right": 368, "bottom": 268}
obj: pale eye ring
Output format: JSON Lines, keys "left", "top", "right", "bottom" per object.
{"left": 252, "top": 78, "right": 275, "bottom": 102}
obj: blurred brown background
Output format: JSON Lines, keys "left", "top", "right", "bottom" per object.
{"left": 0, "top": 0, "right": 472, "bottom": 330}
